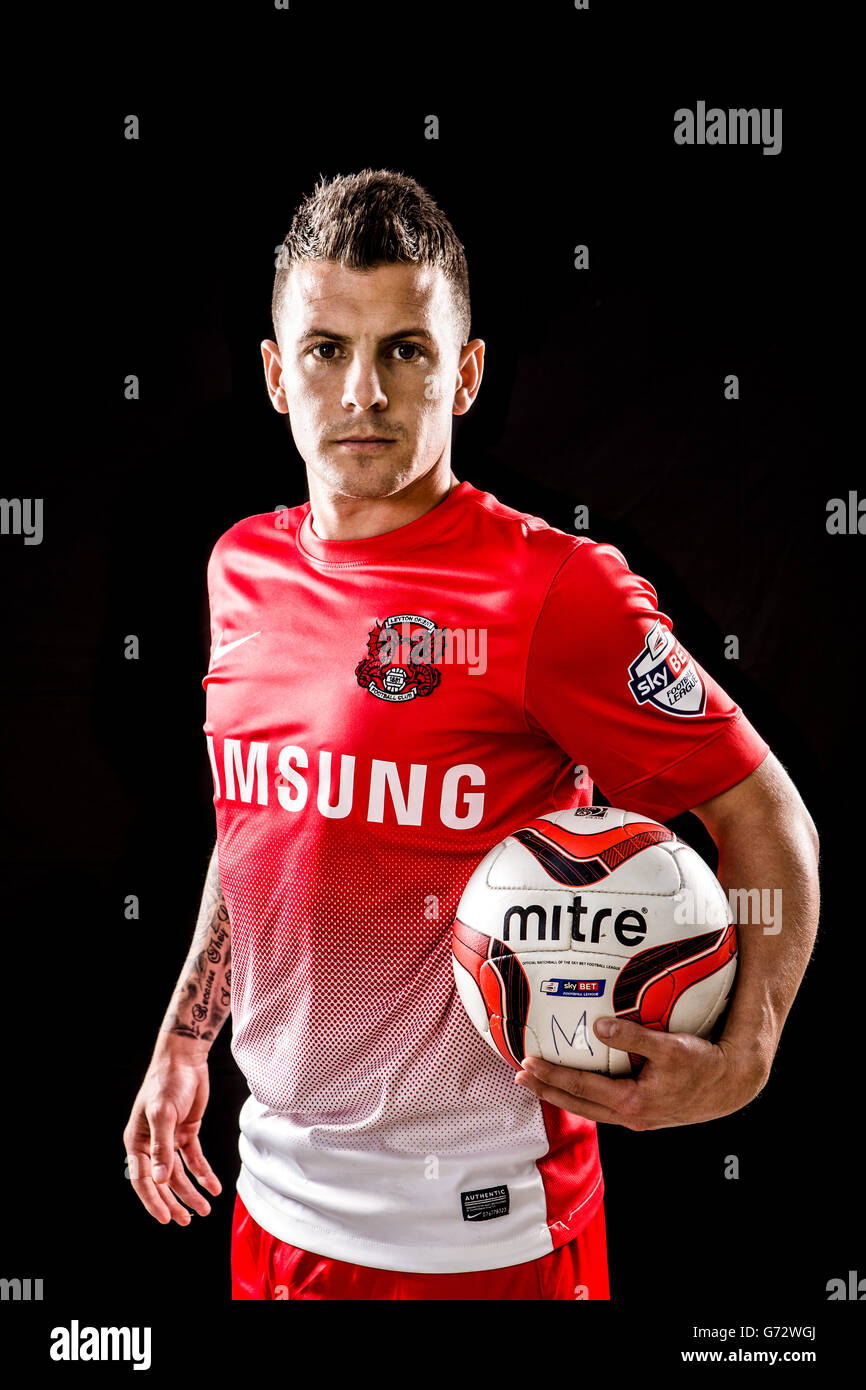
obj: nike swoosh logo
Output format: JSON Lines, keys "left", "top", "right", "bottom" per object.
{"left": 211, "top": 630, "right": 262, "bottom": 663}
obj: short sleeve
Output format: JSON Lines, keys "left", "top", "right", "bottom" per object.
{"left": 524, "top": 541, "right": 770, "bottom": 822}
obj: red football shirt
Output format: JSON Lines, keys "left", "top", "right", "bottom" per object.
{"left": 202, "top": 479, "right": 768, "bottom": 1273}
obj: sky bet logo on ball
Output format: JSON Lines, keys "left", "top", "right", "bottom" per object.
{"left": 627, "top": 619, "right": 707, "bottom": 717}
{"left": 540, "top": 979, "right": 605, "bottom": 997}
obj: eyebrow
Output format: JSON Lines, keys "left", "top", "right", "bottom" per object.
{"left": 297, "top": 327, "right": 434, "bottom": 344}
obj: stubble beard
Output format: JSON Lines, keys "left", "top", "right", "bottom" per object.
{"left": 313, "top": 447, "right": 418, "bottom": 501}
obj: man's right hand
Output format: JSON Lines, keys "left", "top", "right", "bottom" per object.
{"left": 124, "top": 1045, "right": 223, "bottom": 1225}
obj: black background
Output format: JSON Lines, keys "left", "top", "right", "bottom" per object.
{"left": 1, "top": 1, "right": 860, "bottom": 1370}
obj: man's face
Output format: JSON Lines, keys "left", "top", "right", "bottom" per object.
{"left": 264, "top": 260, "right": 478, "bottom": 499}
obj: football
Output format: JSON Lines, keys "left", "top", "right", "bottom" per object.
{"left": 451, "top": 806, "right": 737, "bottom": 1076}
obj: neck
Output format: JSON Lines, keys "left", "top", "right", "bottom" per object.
{"left": 307, "top": 459, "right": 460, "bottom": 541}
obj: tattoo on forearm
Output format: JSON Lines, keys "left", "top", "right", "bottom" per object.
{"left": 160, "top": 847, "right": 233, "bottom": 1044}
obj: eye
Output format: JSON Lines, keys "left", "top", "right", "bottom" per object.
{"left": 308, "top": 340, "right": 426, "bottom": 362}
{"left": 391, "top": 342, "right": 424, "bottom": 360}
{"left": 311, "top": 342, "right": 341, "bottom": 360}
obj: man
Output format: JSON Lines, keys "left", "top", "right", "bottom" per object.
{"left": 123, "top": 169, "right": 820, "bottom": 1301}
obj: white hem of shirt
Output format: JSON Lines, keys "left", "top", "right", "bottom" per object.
{"left": 235, "top": 1160, "right": 603, "bottom": 1276}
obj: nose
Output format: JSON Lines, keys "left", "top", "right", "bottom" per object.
{"left": 341, "top": 351, "right": 388, "bottom": 413}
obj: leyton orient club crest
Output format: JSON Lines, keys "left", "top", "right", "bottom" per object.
{"left": 355, "top": 613, "right": 442, "bottom": 703}
{"left": 627, "top": 618, "right": 707, "bottom": 717}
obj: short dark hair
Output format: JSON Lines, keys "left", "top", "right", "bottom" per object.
{"left": 272, "top": 169, "right": 471, "bottom": 351}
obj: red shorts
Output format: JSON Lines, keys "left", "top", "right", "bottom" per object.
{"left": 230, "top": 1191, "right": 610, "bottom": 1300}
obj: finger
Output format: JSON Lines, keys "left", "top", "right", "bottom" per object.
{"left": 127, "top": 1149, "right": 172, "bottom": 1222}
{"left": 596, "top": 1017, "right": 684, "bottom": 1062}
{"left": 178, "top": 1134, "right": 222, "bottom": 1197}
{"left": 164, "top": 1152, "right": 214, "bottom": 1217}
{"left": 514, "top": 1069, "right": 624, "bottom": 1124}
{"left": 153, "top": 1157, "right": 197, "bottom": 1225}
{"left": 520, "top": 1053, "right": 639, "bottom": 1110}
{"left": 155, "top": 1188, "right": 194, "bottom": 1225}
{"left": 129, "top": 1176, "right": 175, "bottom": 1223}
{"left": 145, "top": 1100, "right": 178, "bottom": 1184}
{"left": 127, "top": 1151, "right": 187, "bottom": 1225}
{"left": 134, "top": 1147, "right": 196, "bottom": 1225}
{"left": 147, "top": 1180, "right": 193, "bottom": 1224}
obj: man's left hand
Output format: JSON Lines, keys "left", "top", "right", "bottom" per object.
{"left": 513, "top": 1018, "right": 769, "bottom": 1129}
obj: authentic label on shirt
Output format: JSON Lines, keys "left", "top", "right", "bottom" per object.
{"left": 460, "top": 1184, "right": 510, "bottom": 1222}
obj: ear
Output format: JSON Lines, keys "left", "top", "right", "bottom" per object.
{"left": 261, "top": 339, "right": 289, "bottom": 415}
{"left": 452, "top": 339, "right": 485, "bottom": 416}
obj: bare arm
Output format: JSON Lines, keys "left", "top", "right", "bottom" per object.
{"left": 157, "top": 840, "right": 232, "bottom": 1053}
{"left": 124, "top": 840, "right": 229, "bottom": 1224}
{"left": 694, "top": 753, "right": 820, "bottom": 1082}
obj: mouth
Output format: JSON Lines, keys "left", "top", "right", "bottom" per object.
{"left": 333, "top": 438, "right": 397, "bottom": 451}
